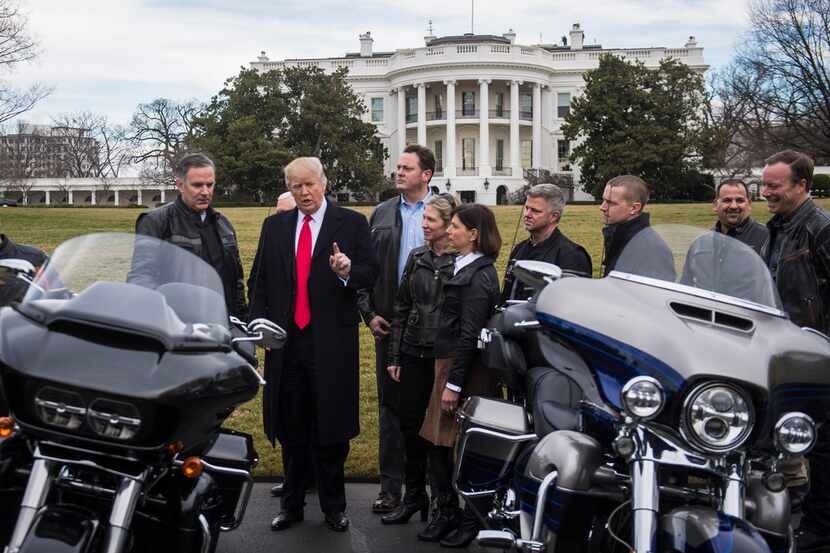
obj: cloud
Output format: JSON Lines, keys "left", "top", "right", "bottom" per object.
{"left": 9, "top": 0, "right": 751, "bottom": 125}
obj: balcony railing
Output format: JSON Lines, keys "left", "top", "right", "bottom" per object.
{"left": 406, "top": 113, "right": 417, "bottom": 123}
{"left": 489, "top": 109, "right": 510, "bottom": 119}
{"left": 458, "top": 167, "right": 479, "bottom": 176}
{"left": 493, "top": 167, "right": 512, "bottom": 176}
{"left": 519, "top": 111, "right": 533, "bottom": 121}
{"left": 426, "top": 111, "right": 445, "bottom": 121}
{"left": 457, "top": 109, "right": 479, "bottom": 119}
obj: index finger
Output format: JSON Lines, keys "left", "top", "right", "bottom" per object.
{"left": 332, "top": 242, "right": 341, "bottom": 255}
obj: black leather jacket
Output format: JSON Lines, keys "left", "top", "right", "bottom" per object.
{"left": 602, "top": 213, "right": 676, "bottom": 281}
{"left": 713, "top": 218, "right": 768, "bottom": 256}
{"left": 358, "top": 197, "right": 402, "bottom": 324}
{"left": 434, "top": 255, "right": 500, "bottom": 390}
{"left": 762, "top": 199, "right": 830, "bottom": 334}
{"left": 388, "top": 246, "right": 455, "bottom": 365}
{"left": 133, "top": 197, "right": 247, "bottom": 318}
{"left": 0, "top": 234, "right": 47, "bottom": 267}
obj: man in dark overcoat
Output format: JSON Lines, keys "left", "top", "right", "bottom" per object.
{"left": 248, "top": 157, "right": 378, "bottom": 532}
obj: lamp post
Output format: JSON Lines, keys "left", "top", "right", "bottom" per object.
{"left": 445, "top": 179, "right": 451, "bottom": 191}
{"left": 483, "top": 178, "right": 490, "bottom": 191}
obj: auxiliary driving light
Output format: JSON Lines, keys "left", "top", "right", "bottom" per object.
{"left": 774, "top": 412, "right": 816, "bottom": 455}
{"left": 621, "top": 376, "right": 665, "bottom": 420}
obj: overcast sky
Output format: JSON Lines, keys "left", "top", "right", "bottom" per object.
{"left": 7, "top": 0, "right": 751, "bottom": 127}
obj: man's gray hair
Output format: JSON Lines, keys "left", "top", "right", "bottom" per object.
{"left": 284, "top": 157, "right": 328, "bottom": 186}
{"left": 526, "top": 183, "right": 566, "bottom": 214}
{"left": 175, "top": 153, "right": 215, "bottom": 180}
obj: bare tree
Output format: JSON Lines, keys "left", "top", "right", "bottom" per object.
{"left": 128, "top": 98, "right": 202, "bottom": 185}
{"left": 0, "top": 120, "right": 47, "bottom": 203}
{"left": 0, "top": 0, "right": 51, "bottom": 125}
{"left": 721, "top": 0, "right": 830, "bottom": 161}
{"left": 50, "top": 111, "right": 133, "bottom": 178}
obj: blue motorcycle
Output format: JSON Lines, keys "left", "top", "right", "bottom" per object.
{"left": 454, "top": 225, "right": 830, "bottom": 553}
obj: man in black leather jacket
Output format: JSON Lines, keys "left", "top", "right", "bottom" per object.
{"left": 357, "top": 145, "right": 436, "bottom": 513}
{"left": 759, "top": 151, "right": 830, "bottom": 553}
{"left": 502, "top": 183, "right": 592, "bottom": 302}
{"left": 599, "top": 175, "right": 675, "bottom": 281}
{"left": 0, "top": 234, "right": 47, "bottom": 269}
{"left": 711, "top": 179, "right": 768, "bottom": 255}
{"left": 132, "top": 153, "right": 247, "bottom": 319}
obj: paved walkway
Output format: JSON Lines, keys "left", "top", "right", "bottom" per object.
{"left": 217, "top": 482, "right": 487, "bottom": 553}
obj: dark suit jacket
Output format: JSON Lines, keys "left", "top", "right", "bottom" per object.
{"left": 248, "top": 203, "right": 378, "bottom": 445}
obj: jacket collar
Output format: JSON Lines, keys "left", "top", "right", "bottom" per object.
{"left": 174, "top": 195, "right": 216, "bottom": 224}
{"left": 603, "top": 212, "right": 651, "bottom": 246}
{"left": 0, "top": 234, "right": 14, "bottom": 257}
{"left": 714, "top": 216, "right": 756, "bottom": 237}
{"left": 447, "top": 255, "right": 494, "bottom": 286}
{"left": 768, "top": 198, "right": 815, "bottom": 232}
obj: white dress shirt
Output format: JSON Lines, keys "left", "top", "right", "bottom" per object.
{"left": 294, "top": 198, "right": 328, "bottom": 254}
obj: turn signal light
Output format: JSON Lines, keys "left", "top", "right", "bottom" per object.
{"left": 0, "top": 417, "right": 15, "bottom": 438}
{"left": 166, "top": 441, "right": 184, "bottom": 457}
{"left": 180, "top": 456, "right": 204, "bottom": 479}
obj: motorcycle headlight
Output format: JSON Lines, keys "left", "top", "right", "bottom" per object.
{"left": 621, "top": 376, "right": 665, "bottom": 420}
{"left": 34, "top": 387, "right": 87, "bottom": 430}
{"left": 774, "top": 412, "right": 816, "bottom": 455}
{"left": 87, "top": 399, "right": 142, "bottom": 441}
{"left": 682, "top": 383, "right": 754, "bottom": 453}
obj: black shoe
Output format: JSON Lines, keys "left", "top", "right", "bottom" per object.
{"left": 439, "top": 527, "right": 477, "bottom": 548}
{"left": 270, "top": 510, "right": 303, "bottom": 531}
{"left": 418, "top": 509, "right": 459, "bottom": 542}
{"left": 372, "top": 492, "right": 400, "bottom": 513}
{"left": 270, "top": 483, "right": 285, "bottom": 497}
{"left": 797, "top": 527, "right": 830, "bottom": 553}
{"left": 380, "top": 492, "right": 429, "bottom": 525}
{"left": 324, "top": 512, "right": 350, "bottom": 532}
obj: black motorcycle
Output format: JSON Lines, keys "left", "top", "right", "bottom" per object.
{"left": 455, "top": 225, "right": 830, "bottom": 553}
{"left": 0, "top": 232, "right": 285, "bottom": 553}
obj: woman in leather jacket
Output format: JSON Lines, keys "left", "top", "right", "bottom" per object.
{"left": 421, "top": 203, "right": 502, "bottom": 548}
{"left": 382, "top": 195, "right": 456, "bottom": 531}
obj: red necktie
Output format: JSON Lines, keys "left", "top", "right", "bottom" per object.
{"left": 294, "top": 214, "right": 312, "bottom": 329}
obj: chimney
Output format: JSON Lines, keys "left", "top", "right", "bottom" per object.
{"left": 359, "top": 31, "right": 373, "bottom": 57}
{"left": 685, "top": 35, "right": 698, "bottom": 48}
{"left": 569, "top": 23, "right": 584, "bottom": 50}
{"left": 503, "top": 29, "right": 516, "bottom": 44}
{"left": 257, "top": 50, "right": 269, "bottom": 62}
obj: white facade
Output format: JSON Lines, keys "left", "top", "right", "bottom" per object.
{"left": 251, "top": 25, "right": 706, "bottom": 204}
{"left": 0, "top": 177, "right": 175, "bottom": 207}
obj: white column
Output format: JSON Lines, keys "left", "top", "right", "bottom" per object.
{"left": 445, "top": 80, "right": 456, "bottom": 178}
{"left": 510, "top": 80, "right": 521, "bottom": 176}
{"left": 478, "top": 79, "right": 491, "bottom": 176}
{"left": 397, "top": 87, "right": 407, "bottom": 153}
{"left": 114, "top": 189, "right": 120, "bottom": 207}
{"left": 532, "top": 83, "right": 542, "bottom": 169}
{"left": 90, "top": 190, "right": 96, "bottom": 206}
{"left": 68, "top": 189, "right": 74, "bottom": 205}
{"left": 137, "top": 189, "right": 143, "bottom": 206}
{"left": 45, "top": 190, "right": 51, "bottom": 206}
{"left": 417, "top": 83, "right": 427, "bottom": 146}
{"left": 160, "top": 188, "right": 166, "bottom": 203}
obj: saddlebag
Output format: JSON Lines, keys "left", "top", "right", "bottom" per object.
{"left": 455, "top": 396, "right": 535, "bottom": 497}
{"left": 203, "top": 429, "right": 257, "bottom": 531}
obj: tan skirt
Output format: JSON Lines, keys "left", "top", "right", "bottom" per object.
{"left": 420, "top": 357, "right": 498, "bottom": 448}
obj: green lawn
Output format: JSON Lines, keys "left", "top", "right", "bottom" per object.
{"left": 2, "top": 200, "right": 828, "bottom": 478}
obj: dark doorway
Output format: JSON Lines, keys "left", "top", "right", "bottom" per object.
{"left": 497, "top": 185, "right": 508, "bottom": 205}
{"left": 460, "top": 191, "right": 476, "bottom": 204}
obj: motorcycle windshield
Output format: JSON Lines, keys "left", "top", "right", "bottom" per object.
{"left": 17, "top": 232, "right": 231, "bottom": 350}
{"left": 610, "top": 224, "right": 783, "bottom": 314}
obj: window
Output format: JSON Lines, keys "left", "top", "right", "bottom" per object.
{"left": 371, "top": 98, "right": 384, "bottom": 123}
{"left": 495, "top": 93, "right": 504, "bottom": 117}
{"left": 462, "top": 91, "right": 476, "bottom": 117}
{"left": 557, "top": 140, "right": 570, "bottom": 161}
{"left": 434, "top": 140, "right": 443, "bottom": 172}
{"left": 434, "top": 95, "right": 443, "bottom": 119}
{"left": 520, "top": 94, "right": 532, "bottom": 119}
{"left": 496, "top": 139, "right": 504, "bottom": 170}
{"left": 406, "top": 96, "right": 418, "bottom": 123}
{"left": 557, "top": 93, "right": 571, "bottom": 119}
{"left": 462, "top": 138, "right": 476, "bottom": 170}
{"left": 521, "top": 140, "right": 532, "bottom": 169}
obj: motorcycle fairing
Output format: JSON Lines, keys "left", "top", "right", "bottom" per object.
{"left": 538, "top": 311, "right": 685, "bottom": 412}
{"left": 659, "top": 507, "right": 772, "bottom": 553}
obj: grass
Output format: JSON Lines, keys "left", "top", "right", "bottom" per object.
{"left": 3, "top": 200, "right": 829, "bottom": 478}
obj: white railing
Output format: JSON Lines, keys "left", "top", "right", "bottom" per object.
{"left": 426, "top": 47, "right": 445, "bottom": 56}
{"left": 490, "top": 45, "right": 510, "bottom": 53}
{"left": 457, "top": 44, "right": 477, "bottom": 53}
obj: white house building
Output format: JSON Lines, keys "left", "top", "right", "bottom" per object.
{"left": 251, "top": 24, "right": 706, "bottom": 204}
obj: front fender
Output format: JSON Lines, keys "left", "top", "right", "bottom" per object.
{"left": 17, "top": 505, "right": 98, "bottom": 553}
{"left": 660, "top": 507, "right": 772, "bottom": 553}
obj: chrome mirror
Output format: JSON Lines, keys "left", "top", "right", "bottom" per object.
{"left": 512, "top": 260, "right": 562, "bottom": 292}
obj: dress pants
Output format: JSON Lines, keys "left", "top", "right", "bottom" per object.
{"left": 375, "top": 337, "right": 404, "bottom": 498}
{"left": 279, "top": 326, "right": 349, "bottom": 515}
{"left": 398, "top": 353, "right": 435, "bottom": 493}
